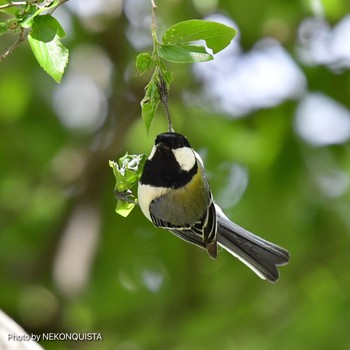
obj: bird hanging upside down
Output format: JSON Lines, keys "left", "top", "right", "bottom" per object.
{"left": 138, "top": 132, "right": 290, "bottom": 282}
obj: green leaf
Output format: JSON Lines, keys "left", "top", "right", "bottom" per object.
{"left": 158, "top": 44, "right": 213, "bottom": 63}
{"left": 110, "top": 154, "right": 147, "bottom": 192}
{"left": 30, "top": 14, "right": 65, "bottom": 41}
{"left": 162, "top": 19, "right": 236, "bottom": 54}
{"left": 116, "top": 200, "right": 136, "bottom": 218}
{"left": 136, "top": 52, "right": 154, "bottom": 75}
{"left": 140, "top": 75, "right": 161, "bottom": 134}
{"left": 20, "top": 0, "right": 59, "bottom": 28}
{"left": 28, "top": 15, "right": 68, "bottom": 83}
{"left": 109, "top": 154, "right": 147, "bottom": 217}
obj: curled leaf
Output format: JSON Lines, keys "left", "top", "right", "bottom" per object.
{"left": 109, "top": 153, "right": 147, "bottom": 217}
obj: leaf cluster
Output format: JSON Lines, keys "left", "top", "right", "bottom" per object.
{"left": 136, "top": 19, "right": 236, "bottom": 134}
{"left": 0, "top": 0, "right": 68, "bottom": 82}
{"left": 109, "top": 154, "right": 147, "bottom": 217}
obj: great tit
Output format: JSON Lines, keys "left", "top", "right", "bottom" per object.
{"left": 138, "top": 132, "right": 289, "bottom": 282}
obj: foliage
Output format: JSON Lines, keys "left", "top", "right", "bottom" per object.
{"left": 109, "top": 153, "right": 147, "bottom": 217}
{"left": 137, "top": 18, "right": 236, "bottom": 134}
{"left": 0, "top": 0, "right": 68, "bottom": 82}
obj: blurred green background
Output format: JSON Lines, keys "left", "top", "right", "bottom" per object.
{"left": 1, "top": 0, "right": 350, "bottom": 349}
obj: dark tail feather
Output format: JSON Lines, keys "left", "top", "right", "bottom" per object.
{"left": 216, "top": 209, "right": 290, "bottom": 283}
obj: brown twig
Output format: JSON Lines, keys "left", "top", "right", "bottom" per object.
{"left": 0, "top": 27, "right": 30, "bottom": 62}
{"left": 158, "top": 75, "right": 174, "bottom": 132}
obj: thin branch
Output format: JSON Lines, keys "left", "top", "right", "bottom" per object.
{"left": 158, "top": 74, "right": 174, "bottom": 132}
{"left": 0, "top": 27, "right": 30, "bottom": 63}
{"left": 48, "top": 0, "right": 69, "bottom": 15}
{"left": 151, "top": 0, "right": 157, "bottom": 29}
{"left": 0, "top": 2, "right": 26, "bottom": 10}
{"left": 150, "top": 0, "right": 158, "bottom": 49}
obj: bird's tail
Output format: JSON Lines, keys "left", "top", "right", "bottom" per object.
{"left": 215, "top": 205, "right": 290, "bottom": 283}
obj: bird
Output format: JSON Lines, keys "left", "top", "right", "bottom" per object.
{"left": 137, "top": 132, "right": 290, "bottom": 282}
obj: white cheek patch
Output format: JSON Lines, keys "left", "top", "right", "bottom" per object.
{"left": 172, "top": 147, "right": 196, "bottom": 172}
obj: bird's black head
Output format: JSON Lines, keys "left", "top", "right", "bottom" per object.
{"left": 140, "top": 132, "right": 197, "bottom": 188}
{"left": 155, "top": 132, "right": 191, "bottom": 150}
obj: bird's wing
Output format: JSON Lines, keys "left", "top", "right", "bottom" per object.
{"left": 150, "top": 198, "right": 218, "bottom": 258}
